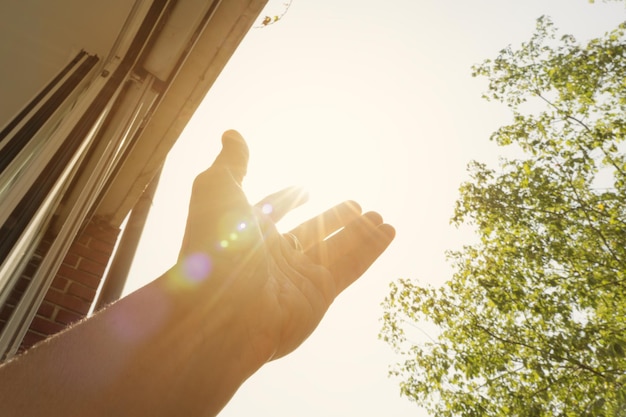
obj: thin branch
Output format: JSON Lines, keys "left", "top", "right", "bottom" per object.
{"left": 254, "top": 0, "right": 293, "bottom": 28}
{"left": 473, "top": 323, "right": 608, "bottom": 380}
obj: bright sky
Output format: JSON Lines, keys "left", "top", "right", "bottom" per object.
{"left": 125, "top": 1, "right": 625, "bottom": 415}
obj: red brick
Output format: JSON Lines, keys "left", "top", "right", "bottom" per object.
{"left": 22, "top": 261, "right": 40, "bottom": 278}
{"left": 67, "top": 282, "right": 96, "bottom": 302}
{"left": 30, "top": 316, "right": 65, "bottom": 335}
{"left": 63, "top": 252, "right": 80, "bottom": 268}
{"left": 6, "top": 292, "right": 22, "bottom": 307}
{"left": 57, "top": 264, "right": 100, "bottom": 288}
{"left": 77, "top": 258, "right": 106, "bottom": 277}
{"left": 84, "top": 221, "right": 119, "bottom": 245}
{"left": 20, "top": 331, "right": 47, "bottom": 350}
{"left": 35, "top": 301, "right": 56, "bottom": 320}
{"left": 35, "top": 239, "right": 52, "bottom": 254}
{"left": 14, "top": 276, "right": 31, "bottom": 292}
{"left": 0, "top": 305, "right": 14, "bottom": 321}
{"left": 55, "top": 309, "right": 84, "bottom": 326}
{"left": 51, "top": 275, "right": 69, "bottom": 291}
{"left": 70, "top": 242, "right": 111, "bottom": 265}
{"left": 19, "top": 218, "right": 119, "bottom": 351}
{"left": 76, "top": 233, "right": 91, "bottom": 246}
{"left": 87, "top": 237, "right": 116, "bottom": 254}
{"left": 44, "top": 289, "right": 91, "bottom": 315}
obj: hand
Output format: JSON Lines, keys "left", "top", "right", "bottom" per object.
{"left": 176, "top": 130, "right": 395, "bottom": 362}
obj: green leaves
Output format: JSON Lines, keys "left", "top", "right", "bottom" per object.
{"left": 382, "top": 16, "right": 626, "bottom": 417}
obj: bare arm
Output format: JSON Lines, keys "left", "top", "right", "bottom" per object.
{"left": 0, "top": 130, "right": 395, "bottom": 416}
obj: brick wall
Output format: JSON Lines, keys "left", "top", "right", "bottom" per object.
{"left": 0, "top": 216, "right": 120, "bottom": 352}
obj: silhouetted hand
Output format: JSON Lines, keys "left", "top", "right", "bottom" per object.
{"left": 0, "top": 130, "right": 396, "bottom": 417}
{"left": 177, "top": 130, "right": 395, "bottom": 363}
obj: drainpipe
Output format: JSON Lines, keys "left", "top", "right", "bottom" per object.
{"left": 94, "top": 166, "right": 162, "bottom": 310}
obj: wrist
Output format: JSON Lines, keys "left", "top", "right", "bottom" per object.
{"left": 151, "top": 264, "right": 267, "bottom": 414}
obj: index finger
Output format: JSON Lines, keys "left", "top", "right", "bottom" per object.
{"left": 287, "top": 200, "right": 362, "bottom": 250}
{"left": 254, "top": 186, "right": 308, "bottom": 224}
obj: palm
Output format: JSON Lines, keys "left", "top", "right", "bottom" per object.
{"left": 178, "top": 131, "right": 395, "bottom": 362}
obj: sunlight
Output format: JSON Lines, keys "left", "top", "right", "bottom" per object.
{"left": 247, "top": 138, "right": 384, "bottom": 230}
{"left": 122, "top": 2, "right": 626, "bottom": 416}
{"left": 241, "top": 89, "right": 404, "bottom": 232}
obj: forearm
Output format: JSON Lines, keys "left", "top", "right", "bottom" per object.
{"left": 0, "top": 129, "right": 395, "bottom": 416}
{"left": 0, "top": 266, "right": 263, "bottom": 417}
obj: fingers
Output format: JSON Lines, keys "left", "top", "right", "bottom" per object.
{"left": 306, "top": 212, "right": 395, "bottom": 292}
{"left": 305, "top": 211, "right": 380, "bottom": 264}
{"left": 287, "top": 200, "right": 362, "bottom": 250}
{"left": 210, "top": 130, "right": 249, "bottom": 185}
{"left": 254, "top": 186, "right": 309, "bottom": 223}
{"left": 330, "top": 223, "right": 395, "bottom": 292}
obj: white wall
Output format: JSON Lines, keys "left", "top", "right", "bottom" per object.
{"left": 0, "top": 0, "right": 136, "bottom": 127}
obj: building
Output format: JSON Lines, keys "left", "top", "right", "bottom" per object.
{"left": 0, "top": 0, "right": 268, "bottom": 360}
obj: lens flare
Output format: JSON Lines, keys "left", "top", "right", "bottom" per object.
{"left": 261, "top": 203, "right": 273, "bottom": 215}
{"left": 181, "top": 252, "right": 213, "bottom": 283}
{"left": 214, "top": 210, "right": 258, "bottom": 252}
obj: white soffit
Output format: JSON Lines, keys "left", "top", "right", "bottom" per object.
{"left": 143, "top": 0, "right": 220, "bottom": 82}
{"left": 0, "top": 0, "right": 136, "bottom": 128}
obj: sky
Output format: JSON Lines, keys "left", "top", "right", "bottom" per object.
{"left": 124, "top": 1, "right": 626, "bottom": 415}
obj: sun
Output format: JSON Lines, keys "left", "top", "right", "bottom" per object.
{"left": 243, "top": 125, "right": 392, "bottom": 232}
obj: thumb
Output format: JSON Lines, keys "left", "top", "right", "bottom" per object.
{"left": 179, "top": 131, "right": 251, "bottom": 260}
{"left": 211, "top": 130, "right": 249, "bottom": 185}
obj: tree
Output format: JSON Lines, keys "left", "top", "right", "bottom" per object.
{"left": 380, "top": 16, "right": 626, "bottom": 416}
{"left": 254, "top": 0, "right": 293, "bottom": 28}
